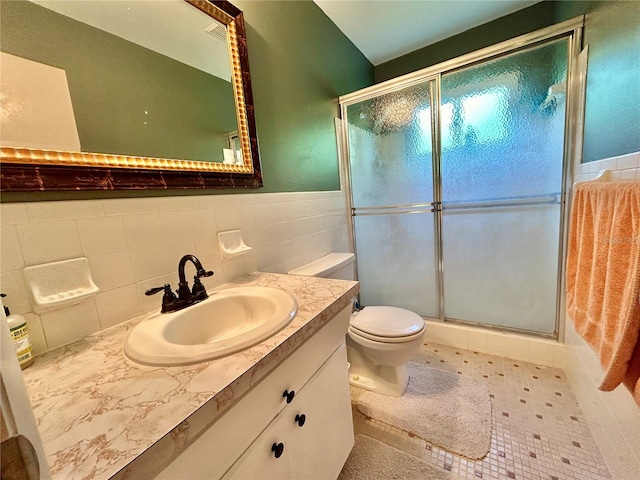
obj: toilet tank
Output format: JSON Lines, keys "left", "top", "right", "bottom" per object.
{"left": 288, "top": 253, "right": 355, "bottom": 280}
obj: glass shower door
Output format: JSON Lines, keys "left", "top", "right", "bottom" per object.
{"left": 345, "top": 81, "right": 439, "bottom": 317}
{"left": 440, "top": 39, "right": 569, "bottom": 334}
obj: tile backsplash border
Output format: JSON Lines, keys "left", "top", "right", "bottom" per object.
{"left": 1, "top": 191, "right": 349, "bottom": 355}
{"left": 573, "top": 151, "right": 640, "bottom": 182}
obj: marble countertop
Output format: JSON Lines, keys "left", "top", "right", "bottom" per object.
{"left": 22, "top": 272, "right": 359, "bottom": 479}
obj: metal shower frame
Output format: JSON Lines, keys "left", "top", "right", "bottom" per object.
{"left": 337, "top": 16, "right": 586, "bottom": 341}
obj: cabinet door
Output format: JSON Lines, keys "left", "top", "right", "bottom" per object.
{"left": 288, "top": 344, "right": 354, "bottom": 480}
{"left": 222, "top": 407, "right": 292, "bottom": 480}
{"left": 224, "top": 344, "right": 354, "bottom": 480}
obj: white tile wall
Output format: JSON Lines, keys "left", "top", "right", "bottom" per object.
{"left": 0, "top": 191, "right": 350, "bottom": 353}
{"left": 16, "top": 220, "right": 84, "bottom": 266}
{"left": 39, "top": 301, "right": 101, "bottom": 347}
{"left": 564, "top": 320, "right": 640, "bottom": 480}
{"left": 573, "top": 151, "right": 640, "bottom": 183}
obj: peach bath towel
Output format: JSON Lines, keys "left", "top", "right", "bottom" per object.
{"left": 566, "top": 181, "right": 640, "bottom": 405}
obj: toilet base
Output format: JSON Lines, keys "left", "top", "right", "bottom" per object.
{"left": 348, "top": 361, "right": 409, "bottom": 397}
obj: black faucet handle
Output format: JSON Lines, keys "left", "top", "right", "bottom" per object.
{"left": 197, "top": 269, "right": 214, "bottom": 278}
{"left": 146, "top": 284, "right": 179, "bottom": 313}
{"left": 145, "top": 284, "right": 172, "bottom": 296}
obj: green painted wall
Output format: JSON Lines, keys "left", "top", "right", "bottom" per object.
{"left": 375, "top": 0, "right": 640, "bottom": 163}
{"left": 553, "top": 1, "right": 640, "bottom": 162}
{"left": 375, "top": 2, "right": 556, "bottom": 83}
{"left": 1, "top": 0, "right": 238, "bottom": 162}
{"left": 235, "top": 0, "right": 374, "bottom": 192}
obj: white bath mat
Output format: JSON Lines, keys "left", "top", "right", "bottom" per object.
{"left": 355, "top": 362, "right": 492, "bottom": 459}
{"left": 339, "top": 434, "right": 458, "bottom": 480}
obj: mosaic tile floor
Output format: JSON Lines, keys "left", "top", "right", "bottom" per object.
{"left": 351, "top": 343, "right": 611, "bottom": 480}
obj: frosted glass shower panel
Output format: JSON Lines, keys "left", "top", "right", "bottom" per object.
{"left": 442, "top": 206, "right": 561, "bottom": 333}
{"left": 347, "top": 82, "right": 435, "bottom": 208}
{"left": 440, "top": 39, "right": 568, "bottom": 334}
{"left": 354, "top": 213, "right": 438, "bottom": 317}
{"left": 347, "top": 79, "right": 438, "bottom": 316}
{"left": 440, "top": 39, "right": 568, "bottom": 203}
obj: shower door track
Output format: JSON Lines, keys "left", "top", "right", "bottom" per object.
{"left": 443, "top": 316, "right": 559, "bottom": 340}
{"left": 339, "top": 17, "right": 585, "bottom": 340}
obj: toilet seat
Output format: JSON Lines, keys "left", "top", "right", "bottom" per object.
{"left": 349, "top": 325, "right": 425, "bottom": 343}
{"left": 350, "top": 306, "right": 425, "bottom": 343}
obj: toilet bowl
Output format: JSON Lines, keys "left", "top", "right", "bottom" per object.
{"left": 288, "top": 253, "right": 426, "bottom": 397}
{"left": 347, "top": 305, "right": 425, "bottom": 396}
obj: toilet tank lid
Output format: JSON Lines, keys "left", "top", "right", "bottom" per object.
{"left": 288, "top": 253, "right": 355, "bottom": 277}
{"left": 351, "top": 306, "right": 425, "bottom": 337}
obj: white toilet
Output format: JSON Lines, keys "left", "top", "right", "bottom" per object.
{"left": 288, "top": 253, "right": 425, "bottom": 397}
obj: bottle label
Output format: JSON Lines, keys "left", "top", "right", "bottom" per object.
{"left": 10, "top": 322, "right": 33, "bottom": 365}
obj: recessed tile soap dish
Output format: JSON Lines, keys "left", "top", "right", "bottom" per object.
{"left": 218, "top": 229, "right": 252, "bottom": 259}
{"left": 23, "top": 258, "right": 99, "bottom": 313}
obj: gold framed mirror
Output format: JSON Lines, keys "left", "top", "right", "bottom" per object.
{"left": 0, "top": 0, "right": 262, "bottom": 191}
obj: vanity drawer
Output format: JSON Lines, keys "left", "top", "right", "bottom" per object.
{"left": 154, "top": 304, "right": 351, "bottom": 480}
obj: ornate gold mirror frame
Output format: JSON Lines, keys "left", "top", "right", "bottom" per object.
{"left": 0, "top": 0, "right": 262, "bottom": 192}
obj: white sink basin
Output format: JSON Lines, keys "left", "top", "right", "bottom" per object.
{"left": 124, "top": 287, "right": 298, "bottom": 366}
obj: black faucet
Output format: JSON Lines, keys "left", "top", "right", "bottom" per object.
{"left": 145, "top": 254, "right": 214, "bottom": 313}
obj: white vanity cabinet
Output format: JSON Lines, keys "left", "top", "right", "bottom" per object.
{"left": 285, "top": 345, "right": 353, "bottom": 479}
{"left": 154, "top": 305, "right": 354, "bottom": 480}
{"left": 224, "top": 344, "right": 353, "bottom": 480}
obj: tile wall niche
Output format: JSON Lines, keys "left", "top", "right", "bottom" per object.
{"left": 564, "top": 150, "right": 640, "bottom": 480}
{"left": 0, "top": 191, "right": 349, "bottom": 355}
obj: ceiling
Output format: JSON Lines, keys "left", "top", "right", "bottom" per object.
{"left": 313, "top": 0, "right": 541, "bottom": 65}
